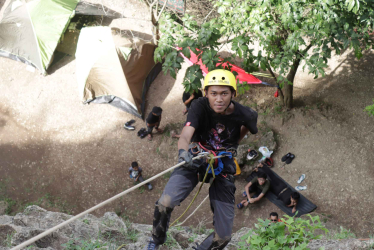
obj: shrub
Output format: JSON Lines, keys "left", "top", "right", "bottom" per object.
{"left": 238, "top": 214, "right": 328, "bottom": 250}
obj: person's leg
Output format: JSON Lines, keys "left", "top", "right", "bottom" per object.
{"left": 136, "top": 176, "right": 152, "bottom": 189}
{"left": 147, "top": 126, "right": 154, "bottom": 140}
{"left": 151, "top": 167, "right": 199, "bottom": 245}
{"left": 196, "top": 175, "right": 236, "bottom": 250}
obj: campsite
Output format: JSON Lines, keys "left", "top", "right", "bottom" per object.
{"left": 0, "top": 0, "right": 374, "bottom": 249}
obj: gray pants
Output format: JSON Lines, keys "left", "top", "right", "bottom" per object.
{"left": 151, "top": 164, "right": 236, "bottom": 249}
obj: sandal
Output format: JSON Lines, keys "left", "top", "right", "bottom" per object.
{"left": 285, "top": 154, "right": 295, "bottom": 164}
{"left": 148, "top": 134, "right": 153, "bottom": 141}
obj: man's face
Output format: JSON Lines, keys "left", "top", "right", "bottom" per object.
{"left": 205, "top": 86, "right": 233, "bottom": 113}
{"left": 270, "top": 215, "right": 278, "bottom": 223}
{"left": 133, "top": 166, "right": 138, "bottom": 171}
{"left": 258, "top": 177, "right": 266, "bottom": 185}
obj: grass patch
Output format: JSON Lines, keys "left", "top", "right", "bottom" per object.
{"left": 163, "top": 232, "right": 179, "bottom": 248}
{"left": 329, "top": 226, "right": 356, "bottom": 240}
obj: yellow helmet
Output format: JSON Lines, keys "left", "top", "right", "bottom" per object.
{"left": 203, "top": 69, "right": 237, "bottom": 97}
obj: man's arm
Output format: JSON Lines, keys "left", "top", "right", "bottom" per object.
{"left": 245, "top": 181, "right": 253, "bottom": 201}
{"left": 178, "top": 126, "right": 195, "bottom": 151}
{"left": 239, "top": 125, "right": 249, "bottom": 143}
{"left": 249, "top": 193, "right": 265, "bottom": 203}
{"left": 184, "top": 94, "right": 195, "bottom": 105}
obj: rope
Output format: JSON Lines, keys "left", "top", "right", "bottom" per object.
{"left": 170, "top": 154, "right": 216, "bottom": 227}
{"left": 10, "top": 154, "right": 224, "bottom": 250}
{"left": 174, "top": 194, "right": 209, "bottom": 227}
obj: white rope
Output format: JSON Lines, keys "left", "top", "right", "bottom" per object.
{"left": 174, "top": 194, "right": 209, "bottom": 227}
{"left": 11, "top": 155, "right": 224, "bottom": 250}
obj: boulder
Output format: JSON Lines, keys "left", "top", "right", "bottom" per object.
{"left": 236, "top": 144, "right": 250, "bottom": 165}
{"left": 257, "top": 131, "right": 277, "bottom": 151}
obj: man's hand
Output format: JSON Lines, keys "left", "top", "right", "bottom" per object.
{"left": 248, "top": 197, "right": 255, "bottom": 203}
{"left": 178, "top": 149, "right": 193, "bottom": 169}
{"left": 135, "top": 176, "right": 139, "bottom": 181}
{"left": 292, "top": 207, "right": 296, "bottom": 213}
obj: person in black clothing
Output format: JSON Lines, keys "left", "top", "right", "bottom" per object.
{"left": 182, "top": 89, "right": 203, "bottom": 115}
{"left": 145, "top": 69, "right": 258, "bottom": 250}
{"left": 255, "top": 163, "right": 300, "bottom": 214}
{"left": 146, "top": 106, "right": 163, "bottom": 141}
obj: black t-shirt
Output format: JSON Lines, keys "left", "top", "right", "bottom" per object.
{"left": 185, "top": 97, "right": 258, "bottom": 150}
{"left": 146, "top": 112, "right": 161, "bottom": 124}
{"left": 182, "top": 90, "right": 203, "bottom": 108}
{"left": 278, "top": 188, "right": 293, "bottom": 206}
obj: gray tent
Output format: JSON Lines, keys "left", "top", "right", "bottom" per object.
{"left": 76, "top": 26, "right": 161, "bottom": 118}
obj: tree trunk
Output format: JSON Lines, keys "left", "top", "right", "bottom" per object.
{"left": 283, "top": 58, "right": 301, "bottom": 109}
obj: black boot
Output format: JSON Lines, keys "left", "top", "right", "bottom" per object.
{"left": 193, "top": 232, "right": 230, "bottom": 250}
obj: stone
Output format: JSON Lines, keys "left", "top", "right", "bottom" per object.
{"left": 236, "top": 144, "right": 250, "bottom": 165}
{"left": 0, "top": 201, "right": 8, "bottom": 215}
{"left": 257, "top": 131, "right": 276, "bottom": 151}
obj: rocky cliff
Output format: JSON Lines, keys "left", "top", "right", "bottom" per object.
{"left": 1, "top": 206, "right": 373, "bottom": 250}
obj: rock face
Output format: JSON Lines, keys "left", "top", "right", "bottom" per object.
{"left": 236, "top": 130, "right": 277, "bottom": 175}
{"left": 0, "top": 206, "right": 373, "bottom": 250}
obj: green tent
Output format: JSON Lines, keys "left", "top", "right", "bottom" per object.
{"left": 0, "top": 0, "right": 79, "bottom": 74}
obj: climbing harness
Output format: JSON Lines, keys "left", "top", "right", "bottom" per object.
{"left": 169, "top": 154, "right": 216, "bottom": 227}
{"left": 10, "top": 154, "right": 225, "bottom": 250}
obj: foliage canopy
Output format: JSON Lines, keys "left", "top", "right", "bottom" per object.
{"left": 155, "top": 0, "right": 373, "bottom": 108}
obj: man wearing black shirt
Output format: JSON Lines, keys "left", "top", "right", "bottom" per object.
{"left": 182, "top": 89, "right": 203, "bottom": 115}
{"left": 145, "top": 69, "right": 258, "bottom": 250}
{"left": 146, "top": 106, "right": 163, "bottom": 141}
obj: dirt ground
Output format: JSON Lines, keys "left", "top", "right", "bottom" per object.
{"left": 1, "top": 0, "right": 374, "bottom": 241}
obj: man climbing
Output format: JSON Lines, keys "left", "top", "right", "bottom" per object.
{"left": 145, "top": 69, "right": 258, "bottom": 250}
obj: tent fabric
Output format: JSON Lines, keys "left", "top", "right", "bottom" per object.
{"left": 245, "top": 165, "right": 317, "bottom": 217}
{"left": 179, "top": 48, "right": 263, "bottom": 84}
{"left": 0, "top": 0, "right": 79, "bottom": 74}
{"left": 76, "top": 26, "right": 160, "bottom": 118}
{"left": 75, "top": 1, "right": 122, "bottom": 18}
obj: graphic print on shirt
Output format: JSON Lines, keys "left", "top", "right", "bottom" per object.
{"left": 207, "top": 122, "right": 235, "bottom": 150}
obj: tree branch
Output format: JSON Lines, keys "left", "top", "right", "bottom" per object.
{"left": 156, "top": 0, "right": 168, "bottom": 22}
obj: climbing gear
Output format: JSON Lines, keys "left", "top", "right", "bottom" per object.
{"left": 247, "top": 149, "right": 258, "bottom": 160}
{"left": 208, "top": 152, "right": 232, "bottom": 176}
{"left": 297, "top": 174, "right": 306, "bottom": 184}
{"left": 178, "top": 149, "right": 194, "bottom": 169}
{"left": 145, "top": 237, "right": 159, "bottom": 250}
{"left": 169, "top": 154, "right": 216, "bottom": 227}
{"left": 264, "top": 157, "right": 273, "bottom": 167}
{"left": 11, "top": 154, "right": 224, "bottom": 250}
{"left": 233, "top": 158, "right": 241, "bottom": 176}
{"left": 203, "top": 69, "right": 237, "bottom": 97}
